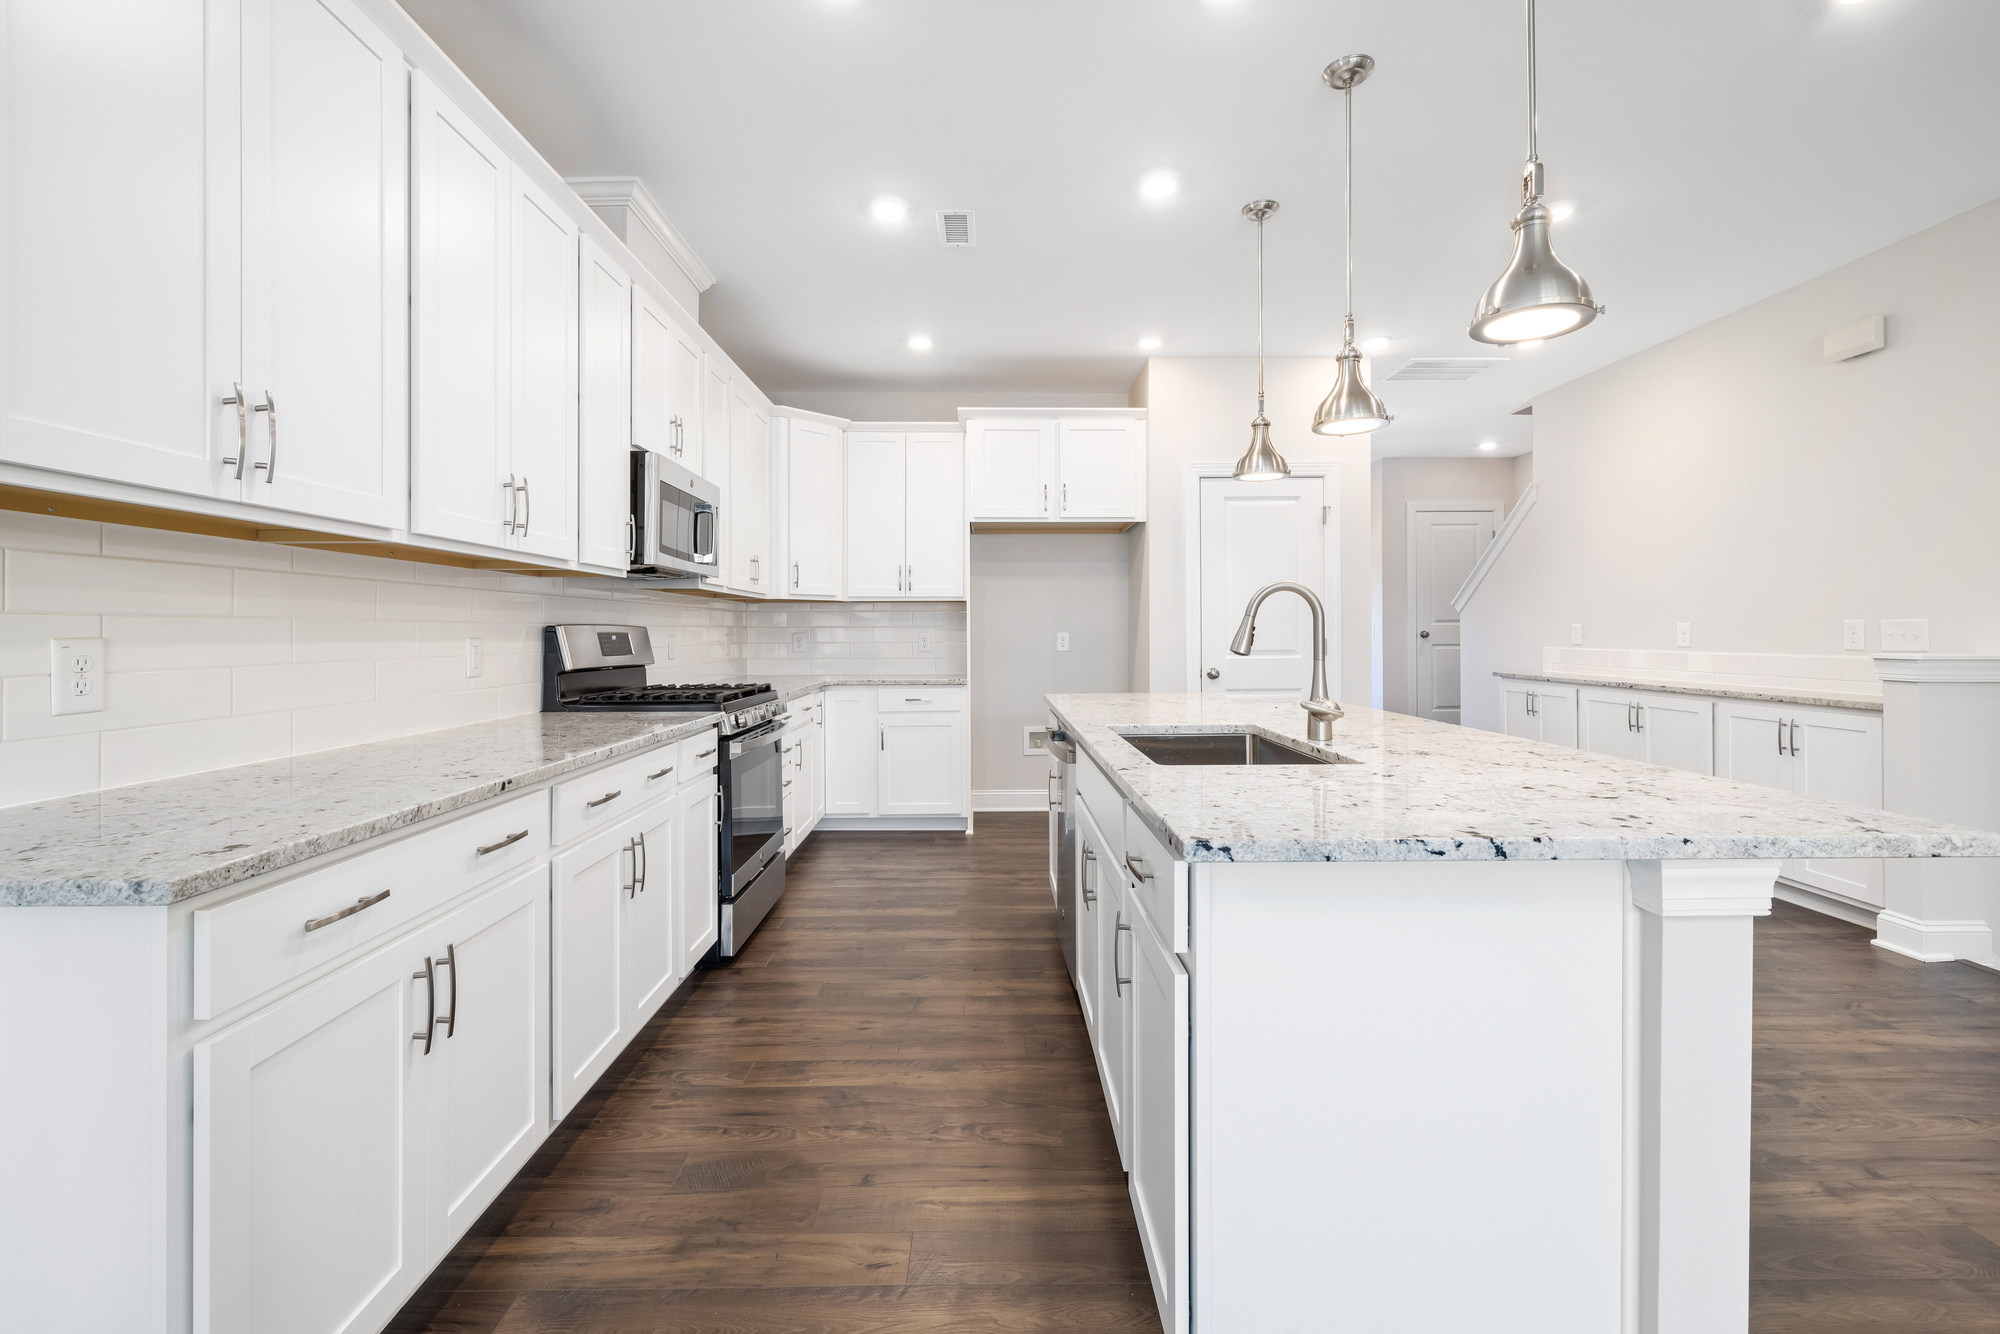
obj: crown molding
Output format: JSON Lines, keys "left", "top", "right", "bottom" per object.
{"left": 1872, "top": 654, "right": 2000, "bottom": 683}
{"left": 769, "top": 405, "right": 851, "bottom": 429}
{"left": 565, "top": 176, "right": 716, "bottom": 293}
{"left": 954, "top": 406, "right": 1147, "bottom": 423}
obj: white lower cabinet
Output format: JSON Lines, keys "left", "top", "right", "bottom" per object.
{"left": 819, "top": 688, "right": 969, "bottom": 821}
{"left": 1074, "top": 798, "right": 1107, "bottom": 1040}
{"left": 1095, "top": 846, "right": 1130, "bottom": 1169}
{"left": 1500, "top": 681, "right": 1578, "bottom": 746}
{"left": 623, "top": 792, "right": 680, "bottom": 1024}
{"left": 550, "top": 812, "right": 638, "bottom": 1117}
{"left": 1716, "top": 700, "right": 1886, "bottom": 906}
{"left": 823, "top": 688, "right": 880, "bottom": 815}
{"left": 1125, "top": 898, "right": 1190, "bottom": 1334}
{"left": 678, "top": 772, "right": 721, "bottom": 976}
{"left": 878, "top": 714, "right": 963, "bottom": 816}
{"left": 1578, "top": 686, "right": 1713, "bottom": 773}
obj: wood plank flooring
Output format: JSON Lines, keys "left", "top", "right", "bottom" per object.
{"left": 389, "top": 813, "right": 1162, "bottom": 1333}
{"left": 1752, "top": 901, "right": 2000, "bottom": 1332}
{"left": 389, "top": 823, "right": 2000, "bottom": 1332}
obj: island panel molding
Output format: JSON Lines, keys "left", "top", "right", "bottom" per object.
{"left": 1628, "top": 859, "right": 1780, "bottom": 918}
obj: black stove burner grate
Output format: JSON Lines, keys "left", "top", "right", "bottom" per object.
{"left": 573, "top": 683, "right": 774, "bottom": 708}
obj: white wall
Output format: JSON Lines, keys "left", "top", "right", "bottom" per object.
{"left": 1372, "top": 457, "right": 1521, "bottom": 716}
{"left": 1135, "top": 358, "right": 1373, "bottom": 705}
{"left": 771, "top": 389, "right": 1130, "bottom": 422}
{"left": 970, "top": 532, "right": 1133, "bottom": 808}
{"left": 1463, "top": 197, "right": 2000, "bottom": 733}
{"left": 0, "top": 510, "right": 748, "bottom": 808}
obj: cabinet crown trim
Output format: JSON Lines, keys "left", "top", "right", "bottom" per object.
{"left": 957, "top": 407, "right": 1147, "bottom": 422}
{"left": 564, "top": 175, "right": 716, "bottom": 292}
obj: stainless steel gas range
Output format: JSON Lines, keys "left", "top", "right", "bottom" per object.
{"left": 541, "top": 624, "right": 787, "bottom": 960}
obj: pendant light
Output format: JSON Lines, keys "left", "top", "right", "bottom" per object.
{"left": 1312, "top": 54, "right": 1392, "bottom": 437}
{"left": 1231, "top": 199, "right": 1289, "bottom": 481}
{"left": 1468, "top": 0, "right": 1604, "bottom": 345}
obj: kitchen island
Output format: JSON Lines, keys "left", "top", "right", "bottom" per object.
{"left": 1043, "top": 692, "right": 2000, "bottom": 1334}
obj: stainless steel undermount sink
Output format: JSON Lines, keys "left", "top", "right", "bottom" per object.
{"left": 1117, "top": 729, "right": 1349, "bottom": 766}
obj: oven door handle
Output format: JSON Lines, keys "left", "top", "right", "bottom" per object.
{"left": 729, "top": 720, "right": 787, "bottom": 754}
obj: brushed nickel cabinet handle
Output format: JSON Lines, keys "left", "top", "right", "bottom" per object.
{"left": 1082, "top": 846, "right": 1097, "bottom": 903}
{"left": 1115, "top": 914, "right": 1131, "bottom": 995}
{"left": 254, "top": 390, "right": 276, "bottom": 482}
{"left": 441, "top": 942, "right": 458, "bottom": 1038}
{"left": 794, "top": 560, "right": 800, "bottom": 589}
{"left": 519, "top": 474, "right": 530, "bottom": 532}
{"left": 413, "top": 956, "right": 436, "bottom": 1054}
{"left": 1125, "top": 852, "right": 1153, "bottom": 882}
{"left": 502, "top": 475, "right": 518, "bottom": 535}
{"left": 696, "top": 747, "right": 716, "bottom": 759}
{"left": 304, "top": 888, "right": 390, "bottom": 933}
{"left": 1789, "top": 719, "right": 1799, "bottom": 756}
{"left": 222, "top": 384, "right": 249, "bottom": 479}
{"left": 636, "top": 830, "right": 649, "bottom": 894}
{"left": 648, "top": 766, "right": 673, "bottom": 781}
{"left": 625, "top": 837, "right": 638, "bottom": 897}
{"left": 476, "top": 829, "right": 529, "bottom": 856}
{"left": 587, "top": 789, "right": 622, "bottom": 808}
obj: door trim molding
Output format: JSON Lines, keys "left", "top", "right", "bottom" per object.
{"left": 1404, "top": 500, "right": 1502, "bottom": 722}
{"left": 1184, "top": 464, "right": 1340, "bottom": 697}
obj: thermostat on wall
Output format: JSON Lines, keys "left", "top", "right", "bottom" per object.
{"left": 1823, "top": 314, "right": 1886, "bottom": 363}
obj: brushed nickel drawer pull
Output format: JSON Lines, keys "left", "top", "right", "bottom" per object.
{"left": 648, "top": 766, "right": 674, "bottom": 780}
{"left": 1115, "top": 914, "right": 1132, "bottom": 995}
{"left": 304, "top": 889, "right": 390, "bottom": 933}
{"left": 441, "top": 942, "right": 458, "bottom": 1038}
{"left": 476, "top": 829, "right": 529, "bottom": 856}
{"left": 905, "top": 697, "right": 933, "bottom": 703}
{"left": 1125, "top": 852, "right": 1153, "bottom": 882}
{"left": 413, "top": 956, "right": 436, "bottom": 1054}
{"left": 586, "top": 789, "right": 622, "bottom": 808}
{"left": 695, "top": 747, "right": 716, "bottom": 759}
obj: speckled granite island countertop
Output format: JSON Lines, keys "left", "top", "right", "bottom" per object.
{"left": 1044, "top": 692, "right": 2000, "bottom": 864}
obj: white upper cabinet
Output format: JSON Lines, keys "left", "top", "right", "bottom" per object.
{"left": 967, "top": 415, "right": 1146, "bottom": 523}
{"left": 728, "top": 384, "right": 773, "bottom": 593}
{"left": 701, "top": 361, "right": 732, "bottom": 588}
{"left": 577, "top": 236, "right": 633, "bottom": 572}
{"left": 508, "top": 170, "right": 580, "bottom": 560}
{"left": 667, "top": 324, "right": 705, "bottom": 475}
{"left": 844, "top": 432, "right": 966, "bottom": 600}
{"left": 785, "top": 416, "right": 843, "bottom": 597}
{"left": 631, "top": 285, "right": 674, "bottom": 459}
{"left": 5, "top": 0, "right": 407, "bottom": 528}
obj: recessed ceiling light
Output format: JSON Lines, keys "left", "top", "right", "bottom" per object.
{"left": 1515, "top": 339, "right": 1545, "bottom": 351}
{"left": 907, "top": 333, "right": 932, "bottom": 351}
{"left": 1478, "top": 441, "right": 1498, "bottom": 451}
{"left": 869, "top": 195, "right": 909, "bottom": 224}
{"left": 1138, "top": 171, "right": 1180, "bottom": 201}
{"left": 1362, "top": 336, "right": 1390, "bottom": 352}
{"left": 1138, "top": 336, "right": 1162, "bottom": 351}
{"left": 1546, "top": 200, "right": 1577, "bottom": 221}
{"left": 1835, "top": 0, "right": 1868, "bottom": 5}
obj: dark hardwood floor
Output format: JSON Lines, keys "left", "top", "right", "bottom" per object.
{"left": 388, "top": 824, "right": 2000, "bottom": 1332}
{"left": 389, "top": 812, "right": 1162, "bottom": 1333}
{"left": 1752, "top": 901, "right": 2000, "bottom": 1332}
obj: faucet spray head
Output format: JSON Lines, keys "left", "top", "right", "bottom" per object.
{"left": 1229, "top": 613, "right": 1257, "bottom": 656}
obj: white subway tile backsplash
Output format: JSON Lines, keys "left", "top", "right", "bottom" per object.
{"left": 234, "top": 568, "right": 376, "bottom": 619}
{"left": 3, "top": 667, "right": 232, "bottom": 741}
{"left": 100, "top": 711, "right": 291, "bottom": 788}
{"left": 0, "top": 734, "right": 99, "bottom": 806}
{"left": 415, "top": 688, "right": 496, "bottom": 732}
{"left": 292, "top": 618, "right": 417, "bottom": 663}
{"left": 6, "top": 550, "right": 234, "bottom": 616}
{"left": 0, "top": 510, "right": 102, "bottom": 555}
{"left": 101, "top": 522, "right": 293, "bottom": 570}
{"left": 0, "top": 614, "right": 101, "bottom": 676}
{"left": 104, "top": 616, "right": 292, "bottom": 671}
{"left": 378, "top": 580, "right": 473, "bottom": 622}
{"left": 291, "top": 699, "right": 414, "bottom": 756}
{"left": 231, "top": 661, "right": 375, "bottom": 715}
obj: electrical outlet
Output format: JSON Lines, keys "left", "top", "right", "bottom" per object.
{"left": 790, "top": 631, "right": 807, "bottom": 655}
{"left": 1570, "top": 624, "right": 1583, "bottom": 646}
{"left": 50, "top": 637, "right": 105, "bottom": 716}
{"left": 1842, "top": 619, "right": 1865, "bottom": 651}
{"left": 1675, "top": 623, "right": 1691, "bottom": 648}
{"left": 1024, "top": 725, "right": 1051, "bottom": 757}
{"left": 464, "top": 637, "right": 483, "bottom": 678}
{"left": 1881, "top": 619, "right": 1929, "bottom": 652}
{"left": 917, "top": 631, "right": 933, "bottom": 654}
{"left": 1056, "top": 631, "right": 1071, "bottom": 652}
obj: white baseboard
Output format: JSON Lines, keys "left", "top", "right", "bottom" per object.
{"left": 974, "top": 789, "right": 1049, "bottom": 813}
{"left": 813, "top": 816, "right": 969, "bottom": 832}
{"left": 1773, "top": 880, "right": 1880, "bottom": 930}
{"left": 1872, "top": 909, "right": 1995, "bottom": 964}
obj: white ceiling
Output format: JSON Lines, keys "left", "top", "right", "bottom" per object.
{"left": 400, "top": 0, "right": 2000, "bottom": 458}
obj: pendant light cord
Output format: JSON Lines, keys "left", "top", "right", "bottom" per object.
{"left": 1342, "top": 82, "right": 1355, "bottom": 347}
{"left": 1255, "top": 212, "right": 1266, "bottom": 415}
{"left": 1525, "top": 0, "right": 1539, "bottom": 165}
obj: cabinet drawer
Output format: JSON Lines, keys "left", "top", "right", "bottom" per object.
{"left": 1076, "top": 751, "right": 1126, "bottom": 865}
{"left": 678, "top": 727, "right": 721, "bottom": 781}
{"left": 876, "top": 687, "right": 962, "bottom": 713}
{"left": 1122, "top": 806, "right": 1188, "bottom": 956}
{"left": 193, "top": 790, "right": 548, "bottom": 1021}
{"left": 551, "top": 742, "right": 678, "bottom": 845}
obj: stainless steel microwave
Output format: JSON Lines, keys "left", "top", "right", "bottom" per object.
{"left": 629, "top": 449, "right": 719, "bottom": 578}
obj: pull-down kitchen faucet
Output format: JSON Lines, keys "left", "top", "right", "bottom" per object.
{"left": 1229, "top": 582, "right": 1343, "bottom": 741}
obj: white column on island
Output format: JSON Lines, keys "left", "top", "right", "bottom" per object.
{"left": 1872, "top": 654, "right": 2000, "bottom": 967}
{"left": 1627, "top": 859, "right": 1777, "bottom": 1334}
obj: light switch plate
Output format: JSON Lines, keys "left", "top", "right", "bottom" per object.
{"left": 917, "top": 631, "right": 933, "bottom": 654}
{"left": 1675, "top": 623, "right": 1691, "bottom": 648}
{"left": 1570, "top": 624, "right": 1583, "bottom": 646}
{"left": 1056, "top": 631, "right": 1071, "bottom": 652}
{"left": 51, "top": 637, "right": 105, "bottom": 716}
{"left": 1881, "top": 619, "right": 1929, "bottom": 652}
{"left": 1842, "top": 619, "right": 1865, "bottom": 651}
{"left": 790, "top": 631, "right": 807, "bottom": 655}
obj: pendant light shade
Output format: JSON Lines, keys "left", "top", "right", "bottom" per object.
{"left": 1469, "top": 0, "right": 1603, "bottom": 346}
{"left": 1311, "top": 54, "right": 1392, "bottom": 437}
{"left": 1232, "top": 199, "right": 1291, "bottom": 481}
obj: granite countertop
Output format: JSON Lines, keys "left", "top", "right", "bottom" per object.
{"left": 760, "top": 674, "right": 966, "bottom": 704}
{"left": 1045, "top": 692, "right": 2000, "bottom": 865}
{"left": 0, "top": 713, "right": 719, "bottom": 908}
{"left": 1494, "top": 671, "right": 1882, "bottom": 713}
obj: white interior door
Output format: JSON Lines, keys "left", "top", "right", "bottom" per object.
{"left": 242, "top": 0, "right": 407, "bottom": 528}
{"left": 509, "top": 168, "right": 578, "bottom": 560}
{"left": 1198, "top": 475, "right": 1328, "bottom": 693}
{"left": 576, "top": 236, "right": 631, "bottom": 572}
{"left": 844, "top": 434, "right": 905, "bottom": 599}
{"left": 1410, "top": 508, "right": 1496, "bottom": 724}
{"left": 904, "top": 433, "right": 966, "bottom": 598}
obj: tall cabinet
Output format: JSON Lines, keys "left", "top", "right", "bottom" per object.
{"left": 577, "top": 237, "right": 633, "bottom": 573}
{"left": 845, "top": 432, "right": 966, "bottom": 599}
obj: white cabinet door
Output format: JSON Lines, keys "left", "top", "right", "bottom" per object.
{"left": 1074, "top": 799, "right": 1106, "bottom": 1039}
{"left": 1126, "top": 904, "right": 1190, "bottom": 1334}
{"left": 1714, "top": 701, "right": 1790, "bottom": 791}
{"left": 577, "top": 236, "right": 632, "bottom": 572}
{"left": 1538, "top": 685, "right": 1579, "bottom": 747}
{"left": 844, "top": 434, "right": 906, "bottom": 599}
{"left": 728, "top": 386, "right": 772, "bottom": 593}
{"left": 1578, "top": 688, "right": 1645, "bottom": 762}
{"left": 409, "top": 74, "right": 509, "bottom": 549}
{"left": 1056, "top": 419, "right": 1143, "bottom": 520}
{"left": 508, "top": 169, "right": 578, "bottom": 561}
{"left": 967, "top": 420, "right": 1055, "bottom": 519}
{"left": 701, "top": 362, "right": 732, "bottom": 587}
{"left": 625, "top": 793, "right": 680, "bottom": 1026}
{"left": 422, "top": 865, "right": 549, "bottom": 1256}
{"left": 550, "top": 817, "right": 636, "bottom": 1117}
{"left": 241, "top": 0, "right": 407, "bottom": 528}
{"left": 195, "top": 934, "right": 426, "bottom": 1334}
{"left": 823, "top": 689, "right": 878, "bottom": 816}
{"left": 807, "top": 717, "right": 826, "bottom": 832}
{"left": 904, "top": 433, "right": 966, "bottom": 598}
{"left": 631, "top": 285, "right": 673, "bottom": 457}
{"left": 1501, "top": 682, "right": 1538, "bottom": 740}
{"left": 878, "top": 714, "right": 963, "bottom": 817}
{"left": 667, "top": 320, "right": 704, "bottom": 474}
{"left": 4, "top": 0, "right": 230, "bottom": 499}
{"left": 676, "top": 776, "right": 721, "bottom": 976}
{"left": 1790, "top": 708, "right": 1886, "bottom": 907}
{"left": 787, "top": 419, "right": 843, "bottom": 597}
{"left": 1636, "top": 692, "right": 1714, "bottom": 773}
{"left": 1095, "top": 861, "right": 1129, "bottom": 1168}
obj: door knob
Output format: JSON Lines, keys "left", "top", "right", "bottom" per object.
{"left": 1420, "top": 630, "right": 1430, "bottom": 638}
{"left": 1205, "top": 668, "right": 1220, "bottom": 680}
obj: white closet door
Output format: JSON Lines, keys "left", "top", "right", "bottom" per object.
{"left": 241, "top": 0, "right": 408, "bottom": 528}
{"left": 509, "top": 168, "right": 579, "bottom": 560}
{"left": 845, "top": 434, "right": 906, "bottom": 599}
{"left": 577, "top": 236, "right": 633, "bottom": 571}
{"left": 787, "top": 419, "right": 843, "bottom": 597}
{"left": 904, "top": 433, "right": 966, "bottom": 599}
{"left": 409, "top": 74, "right": 509, "bottom": 548}
{"left": 3, "top": 0, "right": 232, "bottom": 499}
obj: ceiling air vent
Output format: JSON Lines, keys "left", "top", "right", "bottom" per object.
{"left": 936, "top": 210, "right": 976, "bottom": 247}
{"left": 1384, "top": 357, "right": 1508, "bottom": 382}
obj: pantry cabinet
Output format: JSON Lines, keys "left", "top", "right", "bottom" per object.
{"left": 578, "top": 237, "right": 634, "bottom": 573}
{"left": 844, "top": 432, "right": 966, "bottom": 599}
{"left": 965, "top": 414, "right": 1147, "bottom": 524}
{"left": 1500, "top": 681, "right": 1579, "bottom": 747}
{"left": 5, "top": 0, "right": 409, "bottom": 528}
